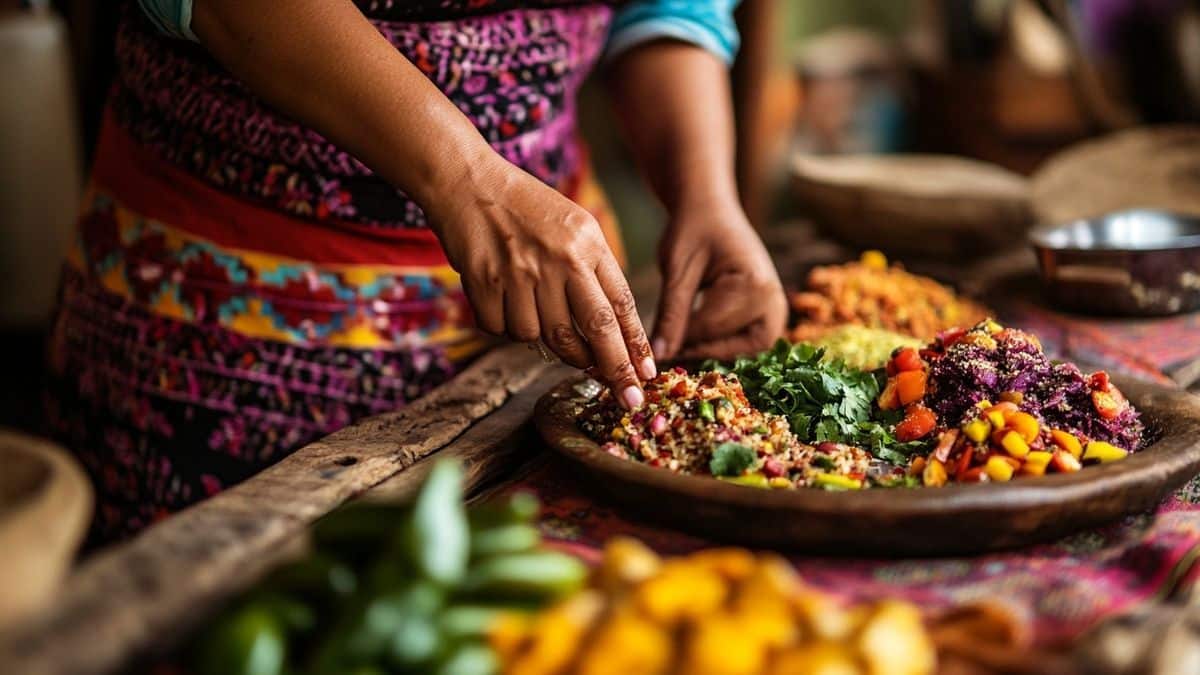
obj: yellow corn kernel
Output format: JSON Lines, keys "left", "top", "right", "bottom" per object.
{"left": 597, "top": 536, "right": 661, "bottom": 592}
{"left": 856, "top": 601, "right": 937, "bottom": 675}
{"left": 1050, "top": 429, "right": 1083, "bottom": 458}
{"left": 575, "top": 608, "right": 672, "bottom": 675}
{"left": 768, "top": 476, "right": 793, "bottom": 489}
{"left": 794, "top": 591, "right": 867, "bottom": 642}
{"left": 487, "top": 612, "right": 530, "bottom": 663}
{"left": 984, "top": 456, "right": 1015, "bottom": 482}
{"left": 860, "top": 250, "right": 888, "bottom": 271}
{"left": 768, "top": 643, "right": 860, "bottom": 675}
{"left": 681, "top": 612, "right": 768, "bottom": 675}
{"left": 922, "top": 459, "right": 947, "bottom": 487}
{"left": 1083, "top": 441, "right": 1129, "bottom": 463}
{"left": 506, "top": 591, "right": 604, "bottom": 675}
{"left": 986, "top": 411, "right": 1007, "bottom": 430}
{"left": 813, "top": 473, "right": 863, "bottom": 490}
{"left": 1000, "top": 431, "right": 1030, "bottom": 458}
{"left": 762, "top": 441, "right": 775, "bottom": 454}
{"left": 962, "top": 418, "right": 991, "bottom": 444}
{"left": 1020, "top": 451, "right": 1053, "bottom": 476}
{"left": 610, "top": 428, "right": 625, "bottom": 441}
{"left": 636, "top": 561, "right": 727, "bottom": 626}
{"left": 688, "top": 548, "right": 758, "bottom": 582}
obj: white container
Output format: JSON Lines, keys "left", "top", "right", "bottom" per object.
{"left": 0, "top": 8, "right": 82, "bottom": 329}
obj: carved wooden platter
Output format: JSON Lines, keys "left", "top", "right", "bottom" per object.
{"left": 534, "top": 376, "right": 1200, "bottom": 556}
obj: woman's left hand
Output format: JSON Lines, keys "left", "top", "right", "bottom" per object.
{"left": 652, "top": 198, "right": 787, "bottom": 361}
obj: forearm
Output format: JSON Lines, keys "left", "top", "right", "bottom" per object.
{"left": 191, "top": 0, "right": 494, "bottom": 214}
{"left": 607, "top": 41, "right": 740, "bottom": 214}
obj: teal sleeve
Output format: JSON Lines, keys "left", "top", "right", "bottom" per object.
{"left": 606, "top": 0, "right": 741, "bottom": 64}
{"left": 136, "top": 0, "right": 198, "bottom": 42}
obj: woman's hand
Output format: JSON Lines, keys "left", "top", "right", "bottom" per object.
{"left": 428, "top": 154, "right": 655, "bottom": 410}
{"left": 653, "top": 198, "right": 787, "bottom": 361}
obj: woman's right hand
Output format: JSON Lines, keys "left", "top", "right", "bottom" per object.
{"left": 426, "top": 153, "right": 655, "bottom": 410}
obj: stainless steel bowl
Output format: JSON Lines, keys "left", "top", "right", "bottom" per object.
{"left": 1030, "top": 209, "right": 1200, "bottom": 316}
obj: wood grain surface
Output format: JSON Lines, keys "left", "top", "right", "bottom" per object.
{"left": 0, "top": 343, "right": 555, "bottom": 675}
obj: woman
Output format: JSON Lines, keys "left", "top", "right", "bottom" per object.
{"left": 47, "top": 0, "right": 786, "bottom": 540}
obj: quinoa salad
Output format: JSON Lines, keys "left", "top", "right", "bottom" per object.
{"left": 578, "top": 368, "right": 874, "bottom": 489}
{"left": 575, "top": 321, "right": 1146, "bottom": 491}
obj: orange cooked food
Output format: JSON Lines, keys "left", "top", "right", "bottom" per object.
{"left": 789, "top": 252, "right": 990, "bottom": 342}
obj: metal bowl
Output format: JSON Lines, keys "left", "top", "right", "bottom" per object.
{"left": 1030, "top": 209, "right": 1200, "bottom": 316}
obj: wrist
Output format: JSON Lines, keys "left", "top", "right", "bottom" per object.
{"left": 413, "top": 139, "right": 506, "bottom": 233}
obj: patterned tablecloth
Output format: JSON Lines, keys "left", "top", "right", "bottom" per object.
{"left": 508, "top": 305, "right": 1200, "bottom": 654}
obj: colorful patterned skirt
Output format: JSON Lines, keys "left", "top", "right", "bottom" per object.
{"left": 46, "top": 110, "right": 622, "bottom": 541}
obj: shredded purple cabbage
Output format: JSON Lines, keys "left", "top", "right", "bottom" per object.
{"left": 927, "top": 328, "right": 1144, "bottom": 451}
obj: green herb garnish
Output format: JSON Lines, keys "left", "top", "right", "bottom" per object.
{"left": 707, "top": 340, "right": 927, "bottom": 463}
{"left": 709, "top": 442, "right": 756, "bottom": 477}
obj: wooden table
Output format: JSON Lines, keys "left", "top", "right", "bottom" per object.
{"left": 2, "top": 225, "right": 1197, "bottom": 675}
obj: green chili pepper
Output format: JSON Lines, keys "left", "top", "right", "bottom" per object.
{"left": 194, "top": 605, "right": 287, "bottom": 675}
{"left": 408, "top": 460, "right": 469, "bottom": 585}
{"left": 433, "top": 642, "right": 498, "bottom": 675}
{"left": 698, "top": 399, "right": 715, "bottom": 422}
{"left": 461, "top": 551, "right": 587, "bottom": 600}
{"left": 467, "top": 492, "right": 540, "bottom": 530}
{"left": 439, "top": 605, "right": 509, "bottom": 641}
{"left": 470, "top": 523, "right": 541, "bottom": 559}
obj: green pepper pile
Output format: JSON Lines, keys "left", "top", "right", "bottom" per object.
{"left": 190, "top": 461, "right": 586, "bottom": 675}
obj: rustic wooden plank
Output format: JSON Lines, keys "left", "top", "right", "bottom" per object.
{"left": 0, "top": 343, "right": 554, "bottom": 675}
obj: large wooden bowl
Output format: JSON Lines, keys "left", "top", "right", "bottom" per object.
{"left": 534, "top": 377, "right": 1200, "bottom": 556}
{"left": 790, "top": 154, "right": 1032, "bottom": 259}
{"left": 0, "top": 431, "right": 92, "bottom": 630}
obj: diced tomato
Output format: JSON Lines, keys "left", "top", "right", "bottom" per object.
{"left": 931, "top": 429, "right": 959, "bottom": 463}
{"left": 938, "top": 327, "right": 967, "bottom": 348}
{"left": 895, "top": 406, "right": 937, "bottom": 441}
{"left": 1092, "top": 390, "right": 1122, "bottom": 420}
{"left": 891, "top": 347, "right": 924, "bottom": 373}
{"left": 669, "top": 380, "right": 688, "bottom": 398}
{"left": 762, "top": 457, "right": 787, "bottom": 478}
{"left": 953, "top": 445, "right": 975, "bottom": 477}
{"left": 958, "top": 466, "right": 988, "bottom": 483}
{"left": 895, "top": 370, "right": 927, "bottom": 406}
{"left": 1088, "top": 371, "right": 1110, "bottom": 391}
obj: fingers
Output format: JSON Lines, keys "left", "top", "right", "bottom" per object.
{"left": 596, "top": 259, "right": 656, "bottom": 381}
{"left": 463, "top": 276, "right": 504, "bottom": 336}
{"left": 652, "top": 245, "right": 708, "bottom": 361}
{"left": 679, "top": 280, "right": 788, "bottom": 361}
{"left": 567, "top": 274, "right": 644, "bottom": 410}
{"left": 502, "top": 282, "right": 540, "bottom": 343}
{"left": 683, "top": 273, "right": 755, "bottom": 344}
{"left": 536, "top": 279, "right": 593, "bottom": 369}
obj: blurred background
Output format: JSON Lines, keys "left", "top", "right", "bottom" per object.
{"left": 3, "top": 0, "right": 1200, "bottom": 431}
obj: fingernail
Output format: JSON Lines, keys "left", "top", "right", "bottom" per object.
{"left": 621, "top": 385, "right": 644, "bottom": 410}
{"left": 638, "top": 357, "right": 657, "bottom": 380}
{"left": 652, "top": 338, "right": 667, "bottom": 358}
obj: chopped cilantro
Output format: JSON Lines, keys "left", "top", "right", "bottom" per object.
{"left": 709, "top": 442, "right": 756, "bottom": 477}
{"left": 707, "top": 340, "right": 928, "bottom": 463}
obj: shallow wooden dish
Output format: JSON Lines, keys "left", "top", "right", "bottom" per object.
{"left": 534, "top": 377, "right": 1200, "bottom": 556}
{"left": 790, "top": 154, "right": 1032, "bottom": 259}
{"left": 0, "top": 430, "right": 92, "bottom": 630}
